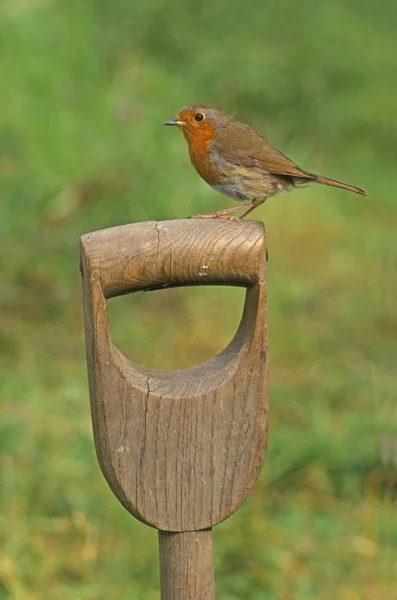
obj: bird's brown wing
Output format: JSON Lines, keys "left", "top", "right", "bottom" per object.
{"left": 213, "top": 121, "right": 314, "bottom": 179}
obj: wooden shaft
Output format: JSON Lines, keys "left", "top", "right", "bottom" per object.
{"left": 158, "top": 530, "right": 215, "bottom": 600}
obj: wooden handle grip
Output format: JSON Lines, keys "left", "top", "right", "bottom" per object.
{"left": 80, "top": 219, "right": 265, "bottom": 299}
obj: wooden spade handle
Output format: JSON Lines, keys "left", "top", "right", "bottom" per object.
{"left": 81, "top": 219, "right": 268, "bottom": 533}
{"left": 80, "top": 219, "right": 265, "bottom": 298}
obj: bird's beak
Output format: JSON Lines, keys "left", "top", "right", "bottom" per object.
{"left": 164, "top": 118, "right": 185, "bottom": 127}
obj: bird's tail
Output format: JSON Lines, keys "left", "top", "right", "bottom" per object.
{"left": 312, "top": 173, "right": 366, "bottom": 196}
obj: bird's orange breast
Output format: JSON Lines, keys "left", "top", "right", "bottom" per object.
{"left": 182, "top": 123, "right": 220, "bottom": 186}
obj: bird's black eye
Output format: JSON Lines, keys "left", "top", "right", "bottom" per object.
{"left": 194, "top": 113, "right": 204, "bottom": 122}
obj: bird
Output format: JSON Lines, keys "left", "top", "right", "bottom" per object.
{"left": 164, "top": 104, "right": 366, "bottom": 220}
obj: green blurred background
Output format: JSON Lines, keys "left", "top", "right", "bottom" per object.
{"left": 1, "top": 1, "right": 396, "bottom": 598}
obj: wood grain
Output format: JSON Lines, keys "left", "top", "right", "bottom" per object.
{"left": 158, "top": 530, "right": 215, "bottom": 600}
{"left": 81, "top": 219, "right": 268, "bottom": 532}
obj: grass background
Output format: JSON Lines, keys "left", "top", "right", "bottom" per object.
{"left": 1, "top": 0, "right": 397, "bottom": 598}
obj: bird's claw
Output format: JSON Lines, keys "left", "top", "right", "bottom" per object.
{"left": 217, "top": 215, "right": 240, "bottom": 222}
{"left": 188, "top": 213, "right": 240, "bottom": 222}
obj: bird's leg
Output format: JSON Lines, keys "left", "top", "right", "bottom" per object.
{"left": 189, "top": 202, "right": 253, "bottom": 221}
{"left": 239, "top": 198, "right": 265, "bottom": 219}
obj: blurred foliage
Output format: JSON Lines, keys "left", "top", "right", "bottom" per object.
{"left": 1, "top": 0, "right": 397, "bottom": 598}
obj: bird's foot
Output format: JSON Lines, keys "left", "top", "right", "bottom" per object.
{"left": 217, "top": 214, "right": 240, "bottom": 222}
{"left": 188, "top": 212, "right": 239, "bottom": 222}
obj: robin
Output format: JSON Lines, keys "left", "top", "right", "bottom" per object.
{"left": 164, "top": 104, "right": 366, "bottom": 219}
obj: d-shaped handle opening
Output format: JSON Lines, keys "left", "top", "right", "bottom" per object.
{"left": 106, "top": 285, "right": 246, "bottom": 370}
{"left": 106, "top": 283, "right": 264, "bottom": 398}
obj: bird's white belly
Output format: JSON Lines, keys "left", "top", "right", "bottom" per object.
{"left": 211, "top": 181, "right": 249, "bottom": 201}
{"left": 211, "top": 170, "right": 272, "bottom": 202}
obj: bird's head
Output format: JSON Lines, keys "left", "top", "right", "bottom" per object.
{"left": 164, "top": 105, "right": 230, "bottom": 150}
